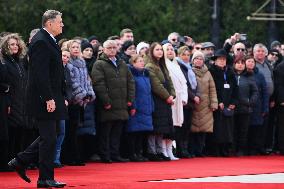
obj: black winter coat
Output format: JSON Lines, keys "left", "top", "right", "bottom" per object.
{"left": 0, "top": 62, "right": 9, "bottom": 140}
{"left": 274, "top": 62, "right": 284, "bottom": 112}
{"left": 209, "top": 65, "right": 238, "bottom": 143}
{"left": 234, "top": 71, "right": 258, "bottom": 114}
{"left": 1, "top": 54, "right": 27, "bottom": 128}
{"left": 27, "top": 29, "right": 68, "bottom": 120}
{"left": 209, "top": 65, "right": 238, "bottom": 107}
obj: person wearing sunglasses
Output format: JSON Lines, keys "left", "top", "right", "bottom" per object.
{"left": 168, "top": 32, "right": 180, "bottom": 49}
{"left": 267, "top": 49, "right": 281, "bottom": 69}
{"left": 233, "top": 42, "right": 246, "bottom": 63}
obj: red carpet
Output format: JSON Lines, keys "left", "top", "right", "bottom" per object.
{"left": 1, "top": 155, "right": 284, "bottom": 189}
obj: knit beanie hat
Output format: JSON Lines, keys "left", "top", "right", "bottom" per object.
{"left": 88, "top": 35, "right": 98, "bottom": 42}
{"left": 121, "top": 40, "right": 135, "bottom": 52}
{"left": 270, "top": 40, "right": 281, "bottom": 50}
{"left": 81, "top": 41, "right": 93, "bottom": 52}
{"left": 136, "top": 42, "right": 149, "bottom": 54}
{"left": 191, "top": 51, "right": 205, "bottom": 61}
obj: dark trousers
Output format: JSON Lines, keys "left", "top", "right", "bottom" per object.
{"left": 175, "top": 108, "right": 192, "bottom": 156}
{"left": 0, "top": 140, "right": 9, "bottom": 170}
{"left": 234, "top": 113, "right": 250, "bottom": 153}
{"left": 265, "top": 108, "right": 278, "bottom": 151}
{"left": 62, "top": 104, "right": 83, "bottom": 163}
{"left": 277, "top": 108, "right": 284, "bottom": 153}
{"left": 189, "top": 132, "right": 206, "bottom": 156}
{"left": 17, "top": 119, "right": 57, "bottom": 180}
{"left": 99, "top": 120, "right": 124, "bottom": 159}
{"left": 127, "top": 132, "right": 145, "bottom": 157}
{"left": 248, "top": 125, "right": 266, "bottom": 154}
{"left": 8, "top": 126, "right": 23, "bottom": 159}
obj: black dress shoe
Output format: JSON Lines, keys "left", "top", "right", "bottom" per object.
{"left": 37, "top": 180, "right": 66, "bottom": 188}
{"left": 8, "top": 158, "right": 31, "bottom": 183}
{"left": 157, "top": 153, "right": 171, "bottom": 161}
{"left": 111, "top": 156, "right": 129, "bottom": 162}
{"left": 147, "top": 153, "right": 163, "bottom": 161}
{"left": 65, "top": 161, "right": 85, "bottom": 166}
{"left": 100, "top": 158, "right": 112, "bottom": 163}
{"left": 54, "top": 163, "right": 64, "bottom": 168}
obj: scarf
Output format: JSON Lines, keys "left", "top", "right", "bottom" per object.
{"left": 176, "top": 57, "right": 197, "bottom": 90}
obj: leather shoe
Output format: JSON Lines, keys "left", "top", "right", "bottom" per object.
{"left": 8, "top": 158, "right": 31, "bottom": 183}
{"left": 100, "top": 158, "right": 112, "bottom": 163}
{"left": 37, "top": 180, "right": 66, "bottom": 188}
{"left": 111, "top": 156, "right": 129, "bottom": 162}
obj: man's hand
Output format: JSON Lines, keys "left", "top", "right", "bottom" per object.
{"left": 194, "top": 96, "right": 200, "bottom": 104}
{"left": 46, "top": 99, "right": 56, "bottom": 112}
{"left": 65, "top": 100, "right": 68, "bottom": 106}
{"left": 127, "top": 102, "right": 132, "bottom": 107}
{"left": 270, "top": 101, "right": 275, "bottom": 108}
{"left": 104, "top": 104, "right": 111, "bottom": 110}
{"left": 211, "top": 108, "right": 217, "bottom": 112}
{"left": 219, "top": 103, "right": 224, "bottom": 110}
{"left": 166, "top": 96, "right": 174, "bottom": 105}
{"left": 130, "top": 109, "right": 136, "bottom": 116}
{"left": 280, "top": 102, "right": 284, "bottom": 106}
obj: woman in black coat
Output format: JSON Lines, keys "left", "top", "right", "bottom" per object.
{"left": 233, "top": 58, "right": 258, "bottom": 156}
{"left": 0, "top": 33, "right": 28, "bottom": 160}
{"left": 209, "top": 49, "right": 238, "bottom": 157}
{"left": 0, "top": 60, "right": 11, "bottom": 171}
{"left": 245, "top": 56, "right": 269, "bottom": 155}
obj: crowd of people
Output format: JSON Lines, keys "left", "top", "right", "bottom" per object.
{"left": 0, "top": 11, "right": 284, "bottom": 180}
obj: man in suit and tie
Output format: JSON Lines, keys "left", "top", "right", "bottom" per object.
{"left": 8, "top": 10, "right": 67, "bottom": 188}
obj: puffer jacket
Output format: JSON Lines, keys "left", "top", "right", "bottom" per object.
{"left": 191, "top": 65, "right": 218, "bottom": 133}
{"left": 91, "top": 53, "right": 135, "bottom": 122}
{"left": 127, "top": 65, "right": 154, "bottom": 132}
{"left": 234, "top": 71, "right": 258, "bottom": 114}
{"left": 67, "top": 57, "right": 95, "bottom": 105}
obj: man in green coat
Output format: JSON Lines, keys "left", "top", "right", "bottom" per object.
{"left": 91, "top": 39, "right": 135, "bottom": 163}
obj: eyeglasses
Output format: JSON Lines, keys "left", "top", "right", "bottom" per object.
{"left": 195, "top": 47, "right": 205, "bottom": 50}
{"left": 236, "top": 48, "right": 245, "bottom": 52}
{"left": 271, "top": 53, "right": 279, "bottom": 57}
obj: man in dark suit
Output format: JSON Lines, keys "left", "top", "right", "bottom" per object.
{"left": 8, "top": 10, "right": 67, "bottom": 188}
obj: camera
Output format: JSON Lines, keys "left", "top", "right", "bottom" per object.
{"left": 178, "top": 36, "right": 188, "bottom": 44}
{"left": 239, "top": 34, "right": 247, "bottom": 41}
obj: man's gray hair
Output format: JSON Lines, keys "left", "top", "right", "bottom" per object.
{"left": 253, "top": 43, "right": 268, "bottom": 55}
{"left": 29, "top": 28, "right": 40, "bottom": 39}
{"left": 168, "top": 32, "right": 180, "bottom": 41}
{"left": 42, "top": 10, "right": 62, "bottom": 27}
{"left": 103, "top": 40, "right": 117, "bottom": 48}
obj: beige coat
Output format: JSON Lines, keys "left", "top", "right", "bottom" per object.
{"left": 191, "top": 65, "right": 218, "bottom": 133}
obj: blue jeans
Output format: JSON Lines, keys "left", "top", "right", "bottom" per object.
{"left": 54, "top": 120, "right": 65, "bottom": 164}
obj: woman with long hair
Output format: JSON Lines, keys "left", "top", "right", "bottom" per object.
{"left": 145, "top": 42, "right": 175, "bottom": 161}
{"left": 0, "top": 33, "right": 28, "bottom": 170}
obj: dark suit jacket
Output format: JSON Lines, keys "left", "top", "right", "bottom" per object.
{"left": 27, "top": 28, "right": 67, "bottom": 120}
